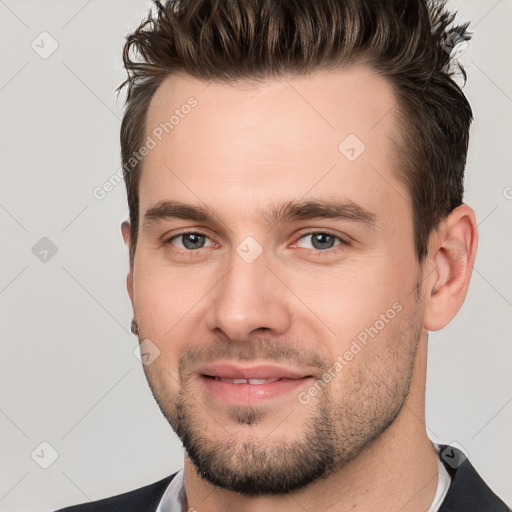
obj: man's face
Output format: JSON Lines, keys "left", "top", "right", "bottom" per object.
{"left": 128, "top": 66, "right": 427, "bottom": 495}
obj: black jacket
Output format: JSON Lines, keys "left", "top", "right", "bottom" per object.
{"left": 56, "top": 445, "right": 510, "bottom": 511}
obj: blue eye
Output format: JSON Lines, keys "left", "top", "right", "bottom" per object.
{"left": 296, "top": 232, "right": 343, "bottom": 251}
{"left": 168, "top": 232, "right": 213, "bottom": 250}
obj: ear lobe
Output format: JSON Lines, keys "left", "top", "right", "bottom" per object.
{"left": 424, "top": 205, "right": 478, "bottom": 331}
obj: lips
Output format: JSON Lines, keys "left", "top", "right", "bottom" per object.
{"left": 199, "top": 362, "right": 311, "bottom": 381}
{"left": 197, "top": 362, "right": 314, "bottom": 404}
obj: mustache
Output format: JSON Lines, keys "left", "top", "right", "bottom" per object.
{"left": 178, "top": 335, "right": 328, "bottom": 374}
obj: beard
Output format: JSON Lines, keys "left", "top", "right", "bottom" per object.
{"left": 173, "top": 391, "right": 339, "bottom": 495}
{"left": 142, "top": 305, "right": 423, "bottom": 496}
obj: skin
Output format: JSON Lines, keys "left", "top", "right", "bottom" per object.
{"left": 121, "top": 66, "right": 478, "bottom": 511}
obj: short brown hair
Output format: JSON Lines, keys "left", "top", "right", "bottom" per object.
{"left": 118, "top": 0, "right": 472, "bottom": 267}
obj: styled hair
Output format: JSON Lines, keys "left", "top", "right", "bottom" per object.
{"left": 118, "top": 0, "right": 472, "bottom": 267}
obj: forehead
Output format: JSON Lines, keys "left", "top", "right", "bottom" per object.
{"left": 140, "top": 65, "right": 407, "bottom": 221}
{"left": 145, "top": 66, "right": 397, "bottom": 152}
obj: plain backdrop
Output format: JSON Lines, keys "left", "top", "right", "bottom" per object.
{"left": 0, "top": 1, "right": 511, "bottom": 510}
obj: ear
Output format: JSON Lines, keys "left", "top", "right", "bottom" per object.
{"left": 121, "top": 221, "right": 134, "bottom": 305}
{"left": 424, "top": 204, "right": 478, "bottom": 331}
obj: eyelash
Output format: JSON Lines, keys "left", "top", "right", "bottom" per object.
{"left": 164, "top": 231, "right": 217, "bottom": 256}
{"left": 296, "top": 232, "right": 348, "bottom": 255}
{"left": 163, "top": 230, "right": 349, "bottom": 256}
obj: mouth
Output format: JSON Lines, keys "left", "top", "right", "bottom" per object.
{"left": 207, "top": 376, "right": 285, "bottom": 385}
{"left": 198, "top": 362, "right": 315, "bottom": 404}
{"left": 199, "top": 361, "right": 313, "bottom": 380}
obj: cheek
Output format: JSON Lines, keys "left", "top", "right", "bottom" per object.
{"left": 133, "top": 267, "right": 201, "bottom": 388}
{"left": 325, "top": 290, "right": 422, "bottom": 404}
{"left": 132, "top": 264, "right": 206, "bottom": 344}
{"left": 288, "top": 257, "right": 416, "bottom": 344}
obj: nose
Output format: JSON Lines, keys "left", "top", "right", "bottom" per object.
{"left": 206, "top": 247, "right": 292, "bottom": 341}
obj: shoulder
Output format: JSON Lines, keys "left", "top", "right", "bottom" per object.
{"left": 54, "top": 472, "right": 178, "bottom": 512}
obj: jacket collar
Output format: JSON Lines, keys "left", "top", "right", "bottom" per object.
{"left": 437, "top": 444, "right": 509, "bottom": 511}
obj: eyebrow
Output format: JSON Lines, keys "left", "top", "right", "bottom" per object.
{"left": 264, "top": 199, "right": 376, "bottom": 226}
{"left": 143, "top": 201, "right": 223, "bottom": 230}
{"left": 142, "top": 199, "right": 377, "bottom": 230}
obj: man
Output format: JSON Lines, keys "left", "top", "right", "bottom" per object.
{"left": 58, "top": 0, "right": 510, "bottom": 510}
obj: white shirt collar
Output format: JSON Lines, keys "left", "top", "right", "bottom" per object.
{"left": 155, "top": 468, "right": 186, "bottom": 512}
{"left": 427, "top": 443, "right": 452, "bottom": 512}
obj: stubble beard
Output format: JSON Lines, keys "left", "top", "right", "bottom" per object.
{"left": 143, "top": 307, "right": 423, "bottom": 496}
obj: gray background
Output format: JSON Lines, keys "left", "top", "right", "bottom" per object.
{"left": 0, "top": 1, "right": 511, "bottom": 510}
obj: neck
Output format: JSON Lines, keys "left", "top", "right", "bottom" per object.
{"left": 183, "top": 332, "right": 439, "bottom": 512}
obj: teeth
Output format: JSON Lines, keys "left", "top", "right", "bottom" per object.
{"left": 219, "top": 378, "right": 247, "bottom": 384}
{"left": 248, "top": 378, "right": 279, "bottom": 384}
{"left": 214, "top": 377, "right": 280, "bottom": 384}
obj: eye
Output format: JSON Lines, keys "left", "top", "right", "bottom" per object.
{"left": 295, "top": 232, "right": 344, "bottom": 252}
{"left": 167, "top": 232, "right": 214, "bottom": 250}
